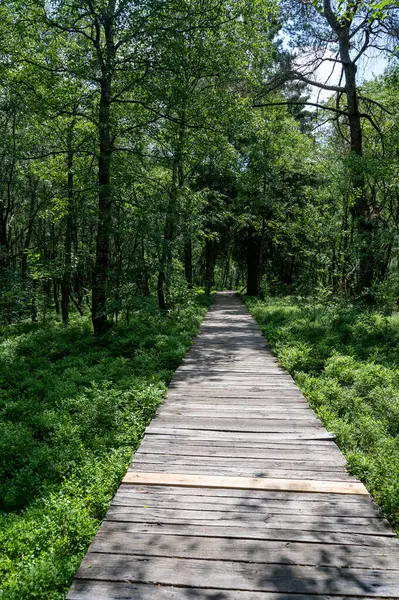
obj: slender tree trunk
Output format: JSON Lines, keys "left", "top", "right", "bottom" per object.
{"left": 157, "top": 204, "right": 174, "bottom": 312}
{"left": 157, "top": 116, "right": 185, "bottom": 311}
{"left": 92, "top": 76, "right": 113, "bottom": 334}
{"left": 205, "top": 237, "right": 217, "bottom": 296}
{"left": 184, "top": 238, "right": 193, "bottom": 288}
{"left": 0, "top": 115, "right": 17, "bottom": 275}
{"left": 61, "top": 121, "right": 75, "bottom": 324}
{"left": 31, "top": 280, "right": 38, "bottom": 322}
{"left": 247, "top": 229, "right": 261, "bottom": 296}
{"left": 140, "top": 235, "right": 150, "bottom": 296}
{"left": 338, "top": 32, "right": 374, "bottom": 294}
{"left": 53, "top": 280, "right": 60, "bottom": 315}
{"left": 114, "top": 203, "right": 123, "bottom": 325}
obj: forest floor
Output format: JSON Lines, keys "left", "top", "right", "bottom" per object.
{"left": 245, "top": 296, "right": 399, "bottom": 536}
{"left": 0, "top": 295, "right": 208, "bottom": 599}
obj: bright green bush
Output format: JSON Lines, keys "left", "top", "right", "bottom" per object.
{"left": 0, "top": 297, "right": 206, "bottom": 599}
{"left": 246, "top": 296, "right": 399, "bottom": 534}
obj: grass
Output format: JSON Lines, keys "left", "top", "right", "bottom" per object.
{"left": 245, "top": 296, "right": 399, "bottom": 534}
{"left": 0, "top": 293, "right": 209, "bottom": 599}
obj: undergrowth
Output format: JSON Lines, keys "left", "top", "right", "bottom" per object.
{"left": 0, "top": 294, "right": 208, "bottom": 599}
{"left": 245, "top": 296, "right": 399, "bottom": 534}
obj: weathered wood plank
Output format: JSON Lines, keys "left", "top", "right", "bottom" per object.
{"left": 167, "top": 389, "right": 300, "bottom": 396}
{"left": 158, "top": 409, "right": 319, "bottom": 420}
{"left": 111, "top": 496, "right": 378, "bottom": 517}
{"left": 161, "top": 402, "right": 314, "bottom": 411}
{"left": 141, "top": 435, "right": 336, "bottom": 447}
{"left": 97, "top": 519, "right": 397, "bottom": 546}
{"left": 150, "top": 417, "right": 325, "bottom": 432}
{"left": 73, "top": 554, "right": 399, "bottom": 596}
{"left": 165, "top": 395, "right": 308, "bottom": 403}
{"left": 136, "top": 442, "right": 346, "bottom": 462}
{"left": 145, "top": 427, "right": 337, "bottom": 441}
{"left": 129, "top": 464, "right": 356, "bottom": 481}
{"left": 67, "top": 580, "right": 388, "bottom": 600}
{"left": 117, "top": 483, "right": 373, "bottom": 502}
{"left": 105, "top": 506, "right": 393, "bottom": 535}
{"left": 89, "top": 531, "right": 399, "bottom": 568}
{"left": 133, "top": 454, "right": 346, "bottom": 470}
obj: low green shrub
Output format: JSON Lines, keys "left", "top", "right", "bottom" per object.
{"left": 0, "top": 296, "right": 207, "bottom": 599}
{"left": 246, "top": 296, "right": 399, "bottom": 533}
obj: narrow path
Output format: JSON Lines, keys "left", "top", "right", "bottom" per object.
{"left": 68, "top": 292, "right": 399, "bottom": 599}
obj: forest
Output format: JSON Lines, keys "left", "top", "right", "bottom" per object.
{"left": 0, "top": 0, "right": 399, "bottom": 597}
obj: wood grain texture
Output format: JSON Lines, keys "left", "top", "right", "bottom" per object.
{"left": 67, "top": 580, "right": 392, "bottom": 600}
{"left": 66, "top": 292, "right": 398, "bottom": 600}
{"left": 72, "top": 554, "right": 399, "bottom": 597}
{"left": 122, "top": 471, "right": 368, "bottom": 494}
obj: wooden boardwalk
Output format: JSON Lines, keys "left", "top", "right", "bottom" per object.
{"left": 68, "top": 292, "right": 399, "bottom": 599}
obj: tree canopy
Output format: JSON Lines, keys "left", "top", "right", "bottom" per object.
{"left": 0, "top": 0, "right": 398, "bottom": 330}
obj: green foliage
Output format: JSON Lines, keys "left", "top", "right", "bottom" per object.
{"left": 0, "top": 296, "right": 206, "bottom": 599}
{"left": 246, "top": 296, "right": 399, "bottom": 533}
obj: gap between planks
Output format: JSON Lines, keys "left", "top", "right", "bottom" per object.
{"left": 122, "top": 472, "right": 368, "bottom": 495}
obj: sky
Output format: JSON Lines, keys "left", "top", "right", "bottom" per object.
{"left": 311, "top": 49, "right": 389, "bottom": 102}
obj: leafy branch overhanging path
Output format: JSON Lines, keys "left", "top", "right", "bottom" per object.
{"left": 68, "top": 292, "right": 399, "bottom": 599}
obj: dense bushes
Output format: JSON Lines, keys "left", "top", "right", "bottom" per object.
{"left": 246, "top": 296, "right": 399, "bottom": 533}
{"left": 0, "top": 296, "right": 206, "bottom": 599}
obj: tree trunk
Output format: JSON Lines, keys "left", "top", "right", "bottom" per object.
{"left": 184, "top": 237, "right": 193, "bottom": 288}
{"left": 338, "top": 33, "right": 374, "bottom": 294}
{"left": 205, "top": 238, "right": 217, "bottom": 296}
{"left": 92, "top": 77, "right": 113, "bottom": 334}
{"left": 53, "top": 280, "right": 60, "bottom": 315}
{"left": 157, "top": 208, "right": 174, "bottom": 312}
{"left": 157, "top": 115, "right": 185, "bottom": 311}
{"left": 247, "top": 230, "right": 261, "bottom": 296}
{"left": 61, "top": 122, "right": 75, "bottom": 324}
{"left": 91, "top": 2, "right": 116, "bottom": 334}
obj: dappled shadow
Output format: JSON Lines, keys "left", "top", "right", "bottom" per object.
{"left": 69, "top": 483, "right": 399, "bottom": 598}
{"left": 67, "top": 292, "right": 399, "bottom": 599}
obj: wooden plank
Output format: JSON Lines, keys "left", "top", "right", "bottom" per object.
{"left": 162, "top": 398, "right": 311, "bottom": 407}
{"left": 166, "top": 390, "right": 306, "bottom": 398}
{"left": 158, "top": 409, "right": 319, "bottom": 420}
{"left": 122, "top": 472, "right": 368, "bottom": 495}
{"left": 117, "top": 483, "right": 372, "bottom": 502}
{"left": 151, "top": 417, "right": 324, "bottom": 432}
{"left": 105, "top": 507, "right": 393, "bottom": 535}
{"left": 111, "top": 495, "right": 378, "bottom": 517}
{"left": 174, "top": 369, "right": 287, "bottom": 375}
{"left": 73, "top": 554, "right": 399, "bottom": 596}
{"left": 129, "top": 465, "right": 356, "bottom": 481}
{"left": 67, "top": 580, "right": 389, "bottom": 600}
{"left": 163, "top": 400, "right": 309, "bottom": 408}
{"left": 88, "top": 532, "right": 399, "bottom": 568}
{"left": 136, "top": 442, "right": 346, "bottom": 462}
{"left": 146, "top": 427, "right": 337, "bottom": 441}
{"left": 172, "top": 374, "right": 290, "bottom": 381}
{"left": 97, "top": 519, "right": 396, "bottom": 546}
{"left": 165, "top": 395, "right": 308, "bottom": 403}
{"left": 132, "top": 455, "right": 347, "bottom": 471}
{"left": 169, "top": 384, "right": 298, "bottom": 389}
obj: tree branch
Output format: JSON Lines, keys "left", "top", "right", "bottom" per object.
{"left": 254, "top": 101, "right": 348, "bottom": 117}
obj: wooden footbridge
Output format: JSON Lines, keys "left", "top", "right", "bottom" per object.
{"left": 68, "top": 292, "right": 399, "bottom": 599}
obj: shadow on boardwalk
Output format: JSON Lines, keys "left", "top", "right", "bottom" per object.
{"left": 67, "top": 292, "right": 399, "bottom": 600}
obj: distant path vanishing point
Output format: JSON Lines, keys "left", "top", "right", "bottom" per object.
{"left": 68, "top": 291, "right": 399, "bottom": 600}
